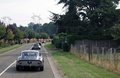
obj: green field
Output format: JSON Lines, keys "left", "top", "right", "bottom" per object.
{"left": 45, "top": 43, "right": 120, "bottom": 78}
{"left": 0, "top": 44, "right": 24, "bottom": 54}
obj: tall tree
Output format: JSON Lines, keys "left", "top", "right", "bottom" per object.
{"left": 28, "top": 22, "right": 34, "bottom": 30}
{"left": 5, "top": 29, "right": 14, "bottom": 40}
{"left": 40, "top": 32, "right": 49, "bottom": 39}
{"left": 0, "top": 22, "right": 6, "bottom": 40}
{"left": 74, "top": 0, "right": 120, "bottom": 39}
{"left": 5, "top": 29, "right": 14, "bottom": 44}
{"left": 52, "top": 0, "right": 80, "bottom": 34}
{"left": 25, "top": 29, "right": 37, "bottom": 39}
{"left": 14, "top": 29, "right": 23, "bottom": 40}
{"left": 28, "top": 22, "right": 42, "bottom": 33}
{"left": 41, "top": 22, "right": 57, "bottom": 35}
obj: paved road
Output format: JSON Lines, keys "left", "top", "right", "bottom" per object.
{"left": 0, "top": 43, "right": 58, "bottom": 78}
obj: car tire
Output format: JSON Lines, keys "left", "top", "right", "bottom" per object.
{"left": 40, "top": 65, "right": 44, "bottom": 71}
{"left": 16, "top": 66, "right": 20, "bottom": 71}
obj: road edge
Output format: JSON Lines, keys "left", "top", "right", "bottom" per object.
{"left": 43, "top": 45, "right": 63, "bottom": 78}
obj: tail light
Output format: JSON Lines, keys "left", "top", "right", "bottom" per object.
{"left": 18, "top": 61, "right": 22, "bottom": 64}
{"left": 38, "top": 61, "right": 41, "bottom": 64}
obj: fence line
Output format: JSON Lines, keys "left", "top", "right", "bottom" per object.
{"left": 70, "top": 44, "right": 120, "bottom": 74}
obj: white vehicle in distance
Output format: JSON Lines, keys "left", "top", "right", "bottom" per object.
{"left": 16, "top": 50, "right": 44, "bottom": 71}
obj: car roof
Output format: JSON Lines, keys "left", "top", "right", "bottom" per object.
{"left": 21, "top": 50, "right": 39, "bottom": 53}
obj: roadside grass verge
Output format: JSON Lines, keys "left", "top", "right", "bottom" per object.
{"left": 0, "top": 44, "right": 24, "bottom": 55}
{"left": 45, "top": 43, "right": 120, "bottom": 78}
{"left": 44, "top": 42, "right": 56, "bottom": 50}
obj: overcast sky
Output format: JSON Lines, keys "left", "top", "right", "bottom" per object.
{"left": 0, "top": 0, "right": 120, "bottom": 26}
{"left": 0, "top": 0, "right": 64, "bottom": 26}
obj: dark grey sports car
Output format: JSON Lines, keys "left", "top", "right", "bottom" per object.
{"left": 30, "top": 43, "right": 41, "bottom": 50}
{"left": 16, "top": 50, "right": 44, "bottom": 71}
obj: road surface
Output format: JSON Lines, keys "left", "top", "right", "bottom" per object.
{"left": 0, "top": 43, "right": 62, "bottom": 78}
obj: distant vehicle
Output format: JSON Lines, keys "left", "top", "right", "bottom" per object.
{"left": 31, "top": 43, "right": 41, "bottom": 50}
{"left": 16, "top": 50, "right": 44, "bottom": 71}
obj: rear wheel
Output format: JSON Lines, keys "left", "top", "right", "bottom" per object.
{"left": 40, "top": 65, "right": 44, "bottom": 71}
{"left": 16, "top": 66, "right": 20, "bottom": 71}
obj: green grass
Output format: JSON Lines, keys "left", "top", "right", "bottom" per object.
{"left": 0, "top": 44, "right": 24, "bottom": 54}
{"left": 44, "top": 43, "right": 56, "bottom": 50}
{"left": 45, "top": 43, "right": 120, "bottom": 78}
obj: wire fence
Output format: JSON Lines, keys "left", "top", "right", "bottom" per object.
{"left": 70, "top": 44, "right": 120, "bottom": 74}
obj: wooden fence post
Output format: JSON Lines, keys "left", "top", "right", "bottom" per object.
{"left": 78, "top": 45, "right": 81, "bottom": 58}
{"left": 102, "top": 47, "right": 105, "bottom": 66}
{"left": 88, "top": 45, "right": 90, "bottom": 61}
{"left": 97, "top": 47, "right": 99, "bottom": 60}
{"left": 113, "top": 48, "right": 117, "bottom": 70}
{"left": 84, "top": 45, "right": 86, "bottom": 54}
{"left": 110, "top": 48, "right": 113, "bottom": 61}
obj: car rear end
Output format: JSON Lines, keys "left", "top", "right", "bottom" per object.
{"left": 16, "top": 50, "right": 44, "bottom": 71}
{"left": 16, "top": 60, "right": 43, "bottom": 70}
{"left": 31, "top": 44, "right": 41, "bottom": 50}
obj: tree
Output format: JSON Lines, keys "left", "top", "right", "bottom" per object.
{"left": 7, "top": 24, "right": 24, "bottom": 42}
{"left": 36, "top": 33, "right": 41, "bottom": 40}
{"left": 28, "top": 22, "right": 42, "bottom": 33}
{"left": 5, "top": 29, "right": 14, "bottom": 44}
{"left": 110, "top": 24, "right": 120, "bottom": 44}
{"left": 40, "top": 33, "right": 49, "bottom": 39}
{"left": 23, "top": 31, "right": 29, "bottom": 38}
{"left": 28, "top": 22, "right": 34, "bottom": 30}
{"left": 5, "top": 29, "right": 14, "bottom": 40}
{"left": 18, "top": 26, "right": 28, "bottom": 38}
{"left": 51, "top": 0, "right": 80, "bottom": 34}
{"left": 0, "top": 22, "right": 6, "bottom": 40}
{"left": 19, "top": 25, "right": 28, "bottom": 31}
{"left": 41, "top": 22, "right": 57, "bottom": 35}
{"left": 14, "top": 29, "right": 24, "bottom": 40}
{"left": 74, "top": 0, "right": 120, "bottom": 39}
{"left": 26, "top": 29, "right": 37, "bottom": 39}
{"left": 50, "top": 13, "right": 66, "bottom": 33}
{"left": 7, "top": 24, "right": 17, "bottom": 35}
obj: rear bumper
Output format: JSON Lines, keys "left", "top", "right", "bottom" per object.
{"left": 16, "top": 61, "right": 44, "bottom": 69}
{"left": 31, "top": 47, "right": 41, "bottom": 50}
{"left": 16, "top": 65, "right": 42, "bottom": 69}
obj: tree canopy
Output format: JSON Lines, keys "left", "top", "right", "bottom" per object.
{"left": 18, "top": 22, "right": 57, "bottom": 39}
{"left": 5, "top": 29, "right": 14, "bottom": 40}
{"left": 0, "top": 22, "right": 6, "bottom": 40}
{"left": 51, "top": 0, "right": 120, "bottom": 40}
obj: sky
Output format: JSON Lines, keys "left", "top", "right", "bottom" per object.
{"left": 0, "top": 0, "right": 64, "bottom": 26}
{"left": 0, "top": 0, "right": 120, "bottom": 26}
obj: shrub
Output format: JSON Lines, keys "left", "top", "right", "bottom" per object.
{"left": 53, "top": 35, "right": 62, "bottom": 48}
{"left": 67, "top": 35, "right": 76, "bottom": 45}
{"left": 0, "top": 40, "right": 4, "bottom": 47}
{"left": 62, "top": 42, "right": 70, "bottom": 52}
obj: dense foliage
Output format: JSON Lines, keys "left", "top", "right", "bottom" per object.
{"left": 0, "top": 21, "right": 57, "bottom": 47}
{"left": 51, "top": 0, "right": 120, "bottom": 40}
{"left": 51, "top": 0, "right": 120, "bottom": 51}
{"left": 0, "top": 22, "right": 6, "bottom": 39}
{"left": 18, "top": 22, "right": 57, "bottom": 39}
